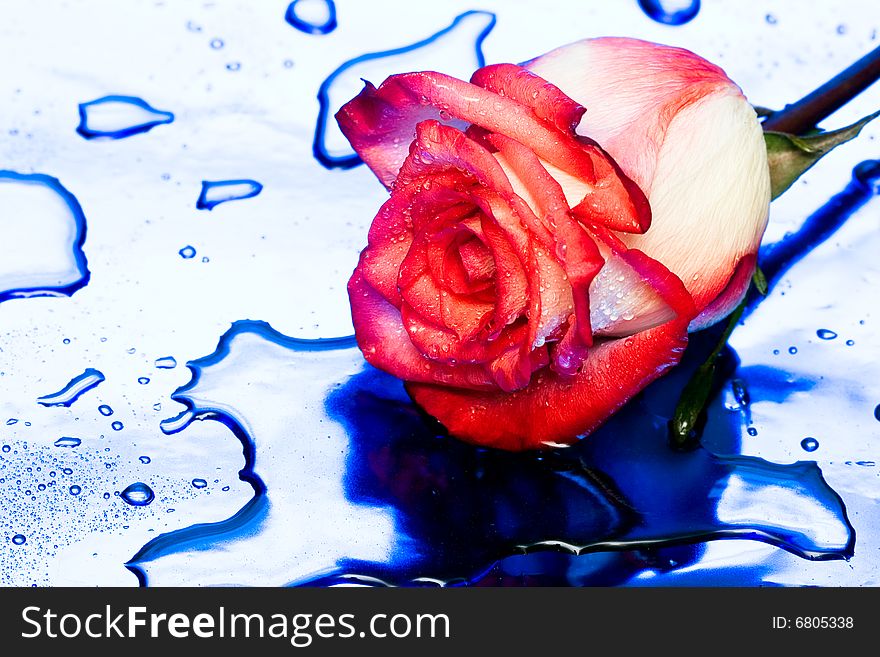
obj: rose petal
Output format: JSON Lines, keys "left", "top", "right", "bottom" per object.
{"left": 526, "top": 37, "right": 770, "bottom": 322}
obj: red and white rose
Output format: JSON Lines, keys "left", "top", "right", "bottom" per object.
{"left": 338, "top": 37, "right": 770, "bottom": 450}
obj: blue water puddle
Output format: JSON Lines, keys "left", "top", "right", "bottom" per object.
{"left": 0, "top": 171, "right": 90, "bottom": 303}
{"left": 637, "top": 0, "right": 701, "bottom": 25}
{"left": 313, "top": 10, "right": 496, "bottom": 169}
{"left": 285, "top": 0, "right": 337, "bottom": 35}
{"left": 196, "top": 179, "right": 263, "bottom": 211}
{"left": 76, "top": 95, "right": 174, "bottom": 139}
{"left": 127, "top": 320, "right": 852, "bottom": 586}
{"left": 36, "top": 368, "right": 105, "bottom": 408}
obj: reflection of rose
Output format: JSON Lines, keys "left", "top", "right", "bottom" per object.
{"left": 339, "top": 37, "right": 770, "bottom": 450}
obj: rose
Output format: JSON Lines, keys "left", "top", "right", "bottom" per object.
{"left": 338, "top": 37, "right": 770, "bottom": 450}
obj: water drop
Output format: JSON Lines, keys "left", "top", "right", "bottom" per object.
{"left": 5, "top": 418, "right": 17, "bottom": 425}
{"left": 36, "top": 368, "right": 105, "bottom": 407}
{"left": 98, "top": 404, "right": 113, "bottom": 416}
{"left": 155, "top": 356, "right": 177, "bottom": 369}
{"left": 225, "top": 62, "right": 241, "bottom": 72}
{"left": 120, "top": 482, "right": 155, "bottom": 507}
{"left": 731, "top": 379, "right": 749, "bottom": 407}
{"left": 196, "top": 179, "right": 263, "bottom": 210}
{"left": 801, "top": 437, "right": 819, "bottom": 452}
{"left": 62, "top": 468, "right": 73, "bottom": 475}
{"left": 836, "top": 24, "right": 847, "bottom": 35}
{"left": 1, "top": 445, "right": 10, "bottom": 453}
{"left": 816, "top": 329, "right": 837, "bottom": 340}
{"left": 853, "top": 160, "right": 880, "bottom": 193}
{"left": 111, "top": 421, "right": 124, "bottom": 431}
{"left": 186, "top": 20, "right": 202, "bottom": 32}
{"left": 138, "top": 377, "right": 150, "bottom": 385}
{"left": 139, "top": 456, "right": 151, "bottom": 464}
{"left": 53, "top": 437, "right": 82, "bottom": 448}
{"left": 69, "top": 485, "right": 81, "bottom": 496}
{"left": 179, "top": 245, "right": 196, "bottom": 259}
{"left": 765, "top": 13, "right": 777, "bottom": 24}
{"left": 285, "top": 0, "right": 337, "bottom": 35}
{"left": 788, "top": 346, "right": 798, "bottom": 354}
{"left": 76, "top": 96, "right": 174, "bottom": 140}
{"left": 192, "top": 478, "right": 208, "bottom": 489}
{"left": 62, "top": 338, "right": 70, "bottom": 344}
{"left": 845, "top": 340, "right": 855, "bottom": 346}
{"left": 874, "top": 404, "right": 880, "bottom": 422}
{"left": 103, "top": 492, "right": 110, "bottom": 499}
{"left": 637, "top": 0, "right": 700, "bottom": 26}
{"left": 12, "top": 534, "right": 26, "bottom": 545}
{"left": 746, "top": 427, "right": 758, "bottom": 436}
{"left": 283, "top": 59, "right": 294, "bottom": 68}
{"left": 209, "top": 38, "right": 224, "bottom": 49}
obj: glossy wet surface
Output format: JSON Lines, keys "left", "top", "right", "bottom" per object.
{"left": 0, "top": 0, "right": 878, "bottom": 586}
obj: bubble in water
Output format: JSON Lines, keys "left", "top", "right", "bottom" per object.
{"left": 137, "top": 377, "right": 150, "bottom": 385}
{"left": 69, "top": 485, "right": 81, "bottom": 495}
{"left": 816, "top": 329, "right": 838, "bottom": 340}
{"left": 98, "top": 404, "right": 113, "bottom": 416}
{"left": 111, "top": 421, "right": 124, "bottom": 431}
{"left": 53, "top": 437, "right": 82, "bottom": 448}
{"left": 139, "top": 456, "right": 151, "bottom": 464}
{"left": 12, "top": 534, "right": 26, "bottom": 545}
{"left": 801, "top": 437, "right": 819, "bottom": 452}
{"left": 121, "top": 482, "right": 155, "bottom": 507}
{"left": 191, "top": 478, "right": 208, "bottom": 489}
{"left": 155, "top": 356, "right": 177, "bottom": 369}
{"left": 637, "top": 0, "right": 700, "bottom": 26}
{"left": 179, "top": 245, "right": 196, "bottom": 259}
{"left": 853, "top": 160, "right": 880, "bottom": 193}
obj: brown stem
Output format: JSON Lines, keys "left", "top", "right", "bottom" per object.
{"left": 762, "top": 44, "right": 880, "bottom": 134}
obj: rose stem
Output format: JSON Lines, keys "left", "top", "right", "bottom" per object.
{"left": 762, "top": 44, "right": 880, "bottom": 134}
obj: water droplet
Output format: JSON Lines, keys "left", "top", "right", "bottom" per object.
{"left": 853, "top": 160, "right": 880, "bottom": 193}
{"left": 192, "top": 478, "right": 208, "bottom": 489}
{"left": 120, "top": 482, "right": 155, "bottom": 507}
{"left": 196, "top": 179, "right": 263, "bottom": 210}
{"left": 765, "top": 13, "right": 777, "bottom": 24}
{"left": 76, "top": 96, "right": 174, "bottom": 140}
{"left": 103, "top": 492, "right": 111, "bottom": 499}
{"left": 816, "top": 329, "right": 837, "bottom": 340}
{"left": 801, "top": 437, "right": 819, "bottom": 452}
{"left": 139, "top": 456, "right": 151, "bottom": 464}
{"left": 53, "top": 437, "right": 82, "bottom": 448}
{"left": 5, "top": 418, "right": 17, "bottom": 425}
{"left": 747, "top": 427, "right": 758, "bottom": 436}
{"left": 12, "top": 534, "right": 26, "bottom": 545}
{"left": 836, "top": 24, "right": 847, "bottom": 35}
{"left": 222, "top": 486, "right": 230, "bottom": 492}
{"left": 772, "top": 349, "right": 780, "bottom": 355}
{"left": 845, "top": 339, "right": 855, "bottom": 346}
{"left": 283, "top": 59, "right": 294, "bottom": 68}
{"left": 155, "top": 356, "right": 177, "bottom": 369}
{"left": 1, "top": 445, "right": 9, "bottom": 453}
{"left": 637, "top": 0, "right": 700, "bottom": 26}
{"left": 98, "top": 404, "right": 113, "bottom": 416}
{"left": 874, "top": 404, "right": 880, "bottom": 422}
{"left": 62, "top": 338, "right": 71, "bottom": 344}
{"left": 111, "top": 421, "right": 124, "bottom": 431}
{"left": 731, "top": 379, "right": 750, "bottom": 407}
{"left": 62, "top": 468, "right": 73, "bottom": 475}
{"left": 225, "top": 61, "right": 241, "bottom": 72}
{"left": 209, "top": 38, "right": 224, "bottom": 49}
{"left": 788, "top": 346, "right": 798, "bottom": 354}
{"left": 69, "top": 485, "right": 81, "bottom": 496}
{"left": 179, "top": 245, "right": 196, "bottom": 259}
{"left": 285, "top": 0, "right": 338, "bottom": 35}
{"left": 137, "top": 377, "right": 150, "bottom": 385}
{"left": 36, "top": 368, "right": 105, "bottom": 407}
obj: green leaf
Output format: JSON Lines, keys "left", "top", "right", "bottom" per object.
{"left": 669, "top": 303, "right": 745, "bottom": 449}
{"left": 752, "top": 265, "right": 768, "bottom": 296}
{"left": 765, "top": 110, "right": 880, "bottom": 199}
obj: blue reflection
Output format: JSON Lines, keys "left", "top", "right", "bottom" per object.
{"left": 285, "top": 0, "right": 337, "bottom": 35}
{"left": 76, "top": 95, "right": 174, "bottom": 140}
{"left": 313, "top": 10, "right": 496, "bottom": 169}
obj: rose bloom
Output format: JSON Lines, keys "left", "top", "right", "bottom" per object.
{"left": 338, "top": 37, "right": 770, "bottom": 450}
